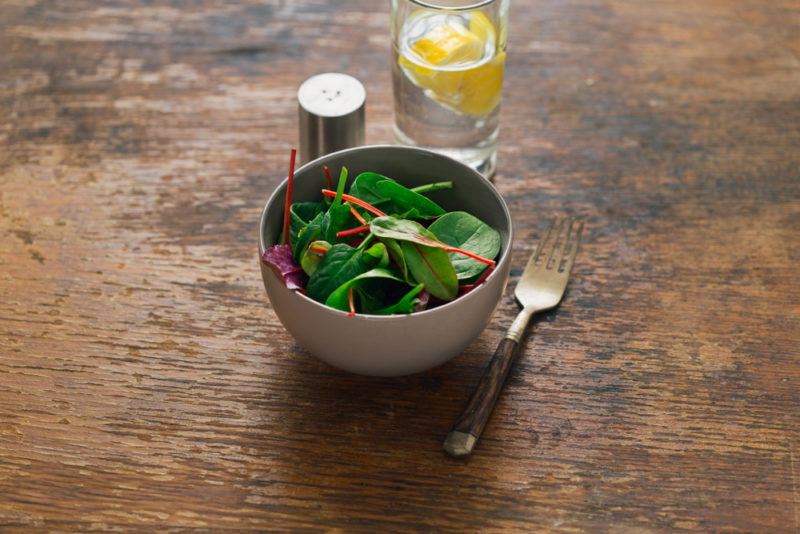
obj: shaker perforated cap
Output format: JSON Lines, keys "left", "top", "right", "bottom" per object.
{"left": 298, "top": 73, "right": 366, "bottom": 163}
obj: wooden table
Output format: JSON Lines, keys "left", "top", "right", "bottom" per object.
{"left": 1, "top": 0, "right": 798, "bottom": 531}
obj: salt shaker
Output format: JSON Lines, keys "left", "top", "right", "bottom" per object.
{"left": 297, "top": 73, "right": 366, "bottom": 163}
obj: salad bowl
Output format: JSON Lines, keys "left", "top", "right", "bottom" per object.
{"left": 258, "top": 145, "right": 513, "bottom": 376}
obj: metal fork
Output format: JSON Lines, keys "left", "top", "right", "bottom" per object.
{"left": 443, "top": 218, "right": 584, "bottom": 458}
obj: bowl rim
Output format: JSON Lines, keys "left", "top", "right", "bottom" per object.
{"left": 258, "top": 144, "right": 514, "bottom": 321}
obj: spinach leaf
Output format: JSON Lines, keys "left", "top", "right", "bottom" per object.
{"left": 349, "top": 172, "right": 390, "bottom": 206}
{"left": 369, "top": 216, "right": 459, "bottom": 299}
{"left": 370, "top": 216, "right": 448, "bottom": 249}
{"left": 373, "top": 283, "right": 426, "bottom": 315}
{"left": 363, "top": 241, "right": 390, "bottom": 269}
{"left": 292, "top": 167, "right": 355, "bottom": 261}
{"left": 428, "top": 211, "right": 501, "bottom": 280}
{"left": 400, "top": 240, "right": 458, "bottom": 301}
{"left": 306, "top": 242, "right": 384, "bottom": 303}
{"left": 320, "top": 167, "right": 353, "bottom": 243}
{"left": 293, "top": 211, "right": 324, "bottom": 263}
{"left": 289, "top": 202, "right": 324, "bottom": 248}
{"left": 374, "top": 180, "right": 445, "bottom": 218}
{"left": 350, "top": 172, "right": 445, "bottom": 218}
{"left": 322, "top": 204, "right": 352, "bottom": 243}
{"left": 325, "top": 268, "right": 403, "bottom": 312}
{"left": 382, "top": 238, "right": 409, "bottom": 282}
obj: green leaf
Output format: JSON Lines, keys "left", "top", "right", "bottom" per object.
{"left": 322, "top": 203, "right": 352, "bottom": 243}
{"left": 293, "top": 211, "right": 324, "bottom": 263}
{"left": 349, "top": 171, "right": 391, "bottom": 206}
{"left": 300, "top": 240, "right": 331, "bottom": 276}
{"left": 373, "top": 283, "right": 426, "bottom": 315}
{"left": 382, "top": 238, "right": 409, "bottom": 282}
{"left": 363, "top": 242, "right": 390, "bottom": 269}
{"left": 350, "top": 172, "right": 445, "bottom": 218}
{"left": 325, "top": 268, "right": 403, "bottom": 312}
{"left": 375, "top": 180, "right": 445, "bottom": 218}
{"left": 306, "top": 243, "right": 383, "bottom": 303}
{"left": 369, "top": 216, "right": 458, "bottom": 298}
{"left": 320, "top": 167, "right": 353, "bottom": 243}
{"left": 401, "top": 240, "right": 458, "bottom": 301}
{"left": 370, "top": 216, "right": 448, "bottom": 250}
{"left": 428, "top": 211, "right": 501, "bottom": 280}
{"left": 289, "top": 202, "right": 324, "bottom": 248}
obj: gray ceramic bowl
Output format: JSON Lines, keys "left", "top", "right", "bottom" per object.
{"left": 258, "top": 145, "right": 513, "bottom": 376}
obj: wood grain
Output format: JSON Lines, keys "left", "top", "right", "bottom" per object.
{"left": 1, "top": 0, "right": 799, "bottom": 531}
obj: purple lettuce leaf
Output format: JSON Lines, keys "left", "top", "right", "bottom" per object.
{"left": 262, "top": 244, "right": 307, "bottom": 290}
{"left": 413, "top": 290, "right": 430, "bottom": 313}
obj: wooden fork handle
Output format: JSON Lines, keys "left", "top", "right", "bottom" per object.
{"left": 444, "top": 307, "right": 535, "bottom": 458}
{"left": 443, "top": 337, "right": 521, "bottom": 458}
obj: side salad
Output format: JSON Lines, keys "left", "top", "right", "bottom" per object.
{"left": 262, "top": 149, "right": 501, "bottom": 316}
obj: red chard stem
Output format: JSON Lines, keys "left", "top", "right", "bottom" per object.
{"left": 350, "top": 206, "right": 367, "bottom": 225}
{"left": 323, "top": 165, "right": 333, "bottom": 190}
{"left": 444, "top": 245, "right": 496, "bottom": 266}
{"left": 321, "top": 189, "right": 387, "bottom": 217}
{"left": 336, "top": 225, "right": 370, "bottom": 238}
{"left": 460, "top": 266, "right": 495, "bottom": 292}
{"left": 347, "top": 287, "right": 356, "bottom": 317}
{"left": 282, "top": 148, "right": 297, "bottom": 245}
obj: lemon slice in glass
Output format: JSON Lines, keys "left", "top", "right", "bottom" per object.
{"left": 468, "top": 11, "right": 495, "bottom": 45}
{"left": 399, "top": 11, "right": 504, "bottom": 117}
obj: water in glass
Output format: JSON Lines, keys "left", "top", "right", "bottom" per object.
{"left": 393, "top": 7, "right": 506, "bottom": 177}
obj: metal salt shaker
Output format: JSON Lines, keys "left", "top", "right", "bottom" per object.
{"left": 298, "top": 73, "right": 366, "bottom": 163}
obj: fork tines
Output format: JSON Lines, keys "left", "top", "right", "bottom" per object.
{"left": 534, "top": 217, "right": 584, "bottom": 274}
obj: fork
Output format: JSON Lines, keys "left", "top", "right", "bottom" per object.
{"left": 443, "top": 218, "right": 584, "bottom": 458}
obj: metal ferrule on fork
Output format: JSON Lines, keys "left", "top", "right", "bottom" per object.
{"left": 505, "top": 307, "right": 535, "bottom": 343}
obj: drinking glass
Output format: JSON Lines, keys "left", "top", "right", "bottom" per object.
{"left": 391, "top": 0, "right": 509, "bottom": 178}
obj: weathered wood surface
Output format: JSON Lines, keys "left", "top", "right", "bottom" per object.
{"left": 1, "top": 0, "right": 799, "bottom": 531}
